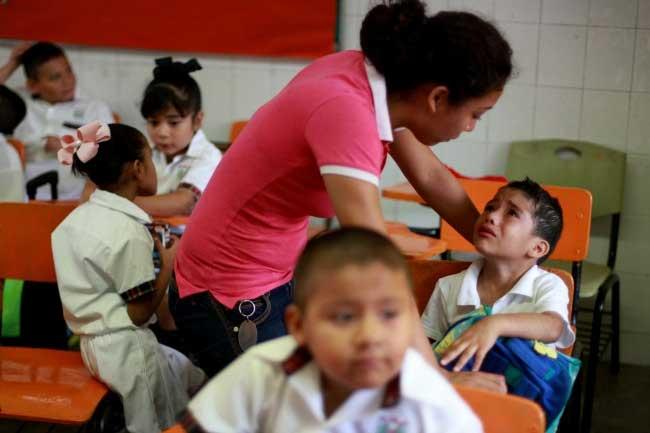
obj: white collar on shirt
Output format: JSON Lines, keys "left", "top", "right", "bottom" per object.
{"left": 457, "top": 259, "right": 539, "bottom": 307}
{"left": 89, "top": 189, "right": 152, "bottom": 224}
{"left": 364, "top": 60, "right": 393, "bottom": 143}
{"left": 254, "top": 336, "right": 451, "bottom": 417}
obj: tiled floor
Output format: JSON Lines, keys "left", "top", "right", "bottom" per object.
{"left": 1, "top": 362, "right": 648, "bottom": 432}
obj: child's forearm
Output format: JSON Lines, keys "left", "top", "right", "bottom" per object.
{"left": 134, "top": 189, "right": 195, "bottom": 217}
{"left": 126, "top": 262, "right": 173, "bottom": 326}
{"left": 490, "top": 312, "right": 564, "bottom": 343}
{"left": 0, "top": 59, "right": 19, "bottom": 84}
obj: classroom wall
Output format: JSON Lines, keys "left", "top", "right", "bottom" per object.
{"left": 2, "top": 0, "right": 649, "bottom": 365}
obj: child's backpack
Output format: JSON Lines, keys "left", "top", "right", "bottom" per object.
{"left": 434, "top": 308, "right": 581, "bottom": 433}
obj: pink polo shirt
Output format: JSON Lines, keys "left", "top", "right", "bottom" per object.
{"left": 175, "top": 50, "right": 391, "bottom": 307}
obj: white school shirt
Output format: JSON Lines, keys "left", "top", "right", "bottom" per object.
{"left": 13, "top": 88, "right": 113, "bottom": 199}
{"left": 184, "top": 336, "right": 483, "bottom": 433}
{"left": 421, "top": 260, "right": 575, "bottom": 349}
{"left": 151, "top": 129, "right": 222, "bottom": 195}
{"left": 0, "top": 134, "right": 25, "bottom": 202}
{"left": 51, "top": 189, "right": 155, "bottom": 335}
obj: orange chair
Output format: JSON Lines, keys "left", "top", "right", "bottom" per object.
{"left": 6, "top": 137, "right": 26, "bottom": 168}
{"left": 457, "top": 386, "right": 545, "bottom": 433}
{"left": 229, "top": 120, "right": 248, "bottom": 143}
{"left": 162, "top": 424, "right": 187, "bottom": 433}
{"left": 0, "top": 202, "right": 118, "bottom": 430}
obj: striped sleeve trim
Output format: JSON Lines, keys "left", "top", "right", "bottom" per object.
{"left": 319, "top": 165, "right": 379, "bottom": 186}
{"left": 120, "top": 281, "right": 155, "bottom": 302}
{"left": 178, "top": 182, "right": 202, "bottom": 202}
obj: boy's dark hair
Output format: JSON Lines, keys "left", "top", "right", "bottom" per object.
{"left": 293, "top": 227, "right": 411, "bottom": 309}
{"left": 140, "top": 57, "right": 202, "bottom": 119}
{"left": 20, "top": 42, "right": 66, "bottom": 80}
{"left": 71, "top": 124, "right": 148, "bottom": 189}
{"left": 0, "top": 85, "right": 27, "bottom": 134}
{"left": 360, "top": 0, "right": 512, "bottom": 104}
{"left": 506, "top": 178, "right": 563, "bottom": 264}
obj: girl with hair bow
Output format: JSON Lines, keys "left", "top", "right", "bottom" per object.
{"left": 51, "top": 121, "right": 206, "bottom": 433}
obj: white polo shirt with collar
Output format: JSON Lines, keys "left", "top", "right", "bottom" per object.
{"left": 51, "top": 189, "right": 155, "bottom": 335}
{"left": 184, "top": 335, "right": 483, "bottom": 433}
{"left": 421, "top": 259, "right": 575, "bottom": 349}
{"left": 151, "top": 128, "right": 222, "bottom": 196}
{"left": 14, "top": 88, "right": 114, "bottom": 200}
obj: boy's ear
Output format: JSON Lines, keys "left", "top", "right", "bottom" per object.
{"left": 285, "top": 304, "right": 306, "bottom": 346}
{"left": 528, "top": 237, "right": 550, "bottom": 260}
{"left": 427, "top": 85, "right": 450, "bottom": 114}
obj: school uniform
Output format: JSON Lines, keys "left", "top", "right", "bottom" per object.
{"left": 51, "top": 189, "right": 205, "bottom": 433}
{"left": 152, "top": 129, "right": 222, "bottom": 197}
{"left": 0, "top": 133, "right": 25, "bottom": 202}
{"left": 421, "top": 259, "right": 575, "bottom": 349}
{"left": 13, "top": 89, "right": 113, "bottom": 200}
{"left": 182, "top": 335, "right": 483, "bottom": 433}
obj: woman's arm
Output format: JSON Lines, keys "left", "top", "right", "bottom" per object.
{"left": 390, "top": 129, "right": 479, "bottom": 242}
{"left": 322, "top": 174, "right": 385, "bottom": 233}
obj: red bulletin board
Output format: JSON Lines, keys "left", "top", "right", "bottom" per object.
{"left": 0, "top": 1, "right": 337, "bottom": 59}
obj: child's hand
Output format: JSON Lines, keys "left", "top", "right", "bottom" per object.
{"left": 8, "top": 41, "right": 33, "bottom": 65}
{"left": 44, "top": 136, "right": 61, "bottom": 153}
{"left": 440, "top": 316, "right": 501, "bottom": 372}
{"left": 154, "top": 234, "right": 180, "bottom": 271}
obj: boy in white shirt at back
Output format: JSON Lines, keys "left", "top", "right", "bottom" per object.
{"left": 422, "top": 178, "right": 574, "bottom": 371}
{"left": 0, "top": 85, "right": 26, "bottom": 202}
{"left": 0, "top": 41, "right": 113, "bottom": 199}
{"left": 182, "top": 227, "right": 483, "bottom": 433}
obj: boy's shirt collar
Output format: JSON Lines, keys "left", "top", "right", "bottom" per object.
{"left": 457, "top": 259, "right": 538, "bottom": 308}
{"left": 272, "top": 336, "right": 450, "bottom": 417}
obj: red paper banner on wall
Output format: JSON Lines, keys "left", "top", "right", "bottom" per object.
{"left": 0, "top": 1, "right": 337, "bottom": 59}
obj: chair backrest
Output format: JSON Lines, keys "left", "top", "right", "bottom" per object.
{"left": 229, "top": 120, "right": 248, "bottom": 143}
{"left": 0, "top": 202, "right": 77, "bottom": 282}
{"left": 439, "top": 178, "right": 592, "bottom": 263}
{"left": 409, "top": 260, "right": 575, "bottom": 355}
{"left": 456, "top": 386, "right": 546, "bottom": 433}
{"left": 505, "top": 139, "right": 625, "bottom": 218}
{"left": 6, "top": 137, "right": 26, "bottom": 167}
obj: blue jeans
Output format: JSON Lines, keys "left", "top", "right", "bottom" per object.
{"left": 168, "top": 276, "right": 293, "bottom": 378}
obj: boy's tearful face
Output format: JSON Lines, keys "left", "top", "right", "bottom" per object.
{"left": 473, "top": 187, "right": 545, "bottom": 261}
{"left": 289, "top": 262, "right": 415, "bottom": 393}
{"left": 28, "top": 56, "right": 76, "bottom": 104}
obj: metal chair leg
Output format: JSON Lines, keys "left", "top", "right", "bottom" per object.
{"left": 610, "top": 278, "right": 620, "bottom": 374}
{"left": 581, "top": 280, "right": 611, "bottom": 433}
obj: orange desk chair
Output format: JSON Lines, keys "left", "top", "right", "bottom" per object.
{"left": 0, "top": 202, "right": 119, "bottom": 431}
{"left": 457, "top": 386, "right": 546, "bottom": 433}
{"left": 229, "top": 119, "right": 248, "bottom": 143}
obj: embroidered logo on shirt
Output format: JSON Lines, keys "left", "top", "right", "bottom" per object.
{"left": 376, "top": 415, "right": 407, "bottom": 433}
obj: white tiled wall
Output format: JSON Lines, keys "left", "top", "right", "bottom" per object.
{"left": 2, "top": 0, "right": 650, "bottom": 364}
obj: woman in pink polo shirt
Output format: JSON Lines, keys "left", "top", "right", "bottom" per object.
{"left": 169, "top": 0, "right": 513, "bottom": 377}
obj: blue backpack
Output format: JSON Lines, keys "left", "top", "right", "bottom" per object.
{"left": 434, "top": 308, "right": 581, "bottom": 433}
